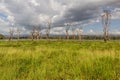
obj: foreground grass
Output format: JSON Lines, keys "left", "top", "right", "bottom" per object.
{"left": 0, "top": 40, "right": 120, "bottom": 80}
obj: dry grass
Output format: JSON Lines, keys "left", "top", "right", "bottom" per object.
{"left": 0, "top": 40, "right": 120, "bottom": 80}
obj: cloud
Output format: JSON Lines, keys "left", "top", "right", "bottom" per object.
{"left": 112, "top": 8, "right": 120, "bottom": 19}
{"left": 0, "top": 0, "right": 120, "bottom": 35}
{"left": 110, "top": 30, "right": 120, "bottom": 35}
{"left": 29, "top": 0, "right": 40, "bottom": 6}
{"left": 7, "top": 15, "right": 14, "bottom": 22}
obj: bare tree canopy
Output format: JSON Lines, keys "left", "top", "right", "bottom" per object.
{"left": 65, "top": 23, "right": 71, "bottom": 39}
{"left": 46, "top": 18, "right": 52, "bottom": 39}
{"left": 30, "top": 24, "right": 42, "bottom": 41}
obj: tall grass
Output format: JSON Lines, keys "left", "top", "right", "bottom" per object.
{"left": 0, "top": 40, "right": 120, "bottom": 80}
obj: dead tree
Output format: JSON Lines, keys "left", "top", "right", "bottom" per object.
{"left": 30, "top": 25, "right": 42, "bottom": 40}
{"left": 9, "top": 28, "right": 14, "bottom": 41}
{"left": 76, "top": 27, "right": 83, "bottom": 41}
{"left": 101, "top": 9, "right": 111, "bottom": 42}
{"left": 46, "top": 19, "right": 52, "bottom": 39}
{"left": 65, "top": 23, "right": 71, "bottom": 39}
{"left": 71, "top": 24, "right": 76, "bottom": 39}
{"left": 36, "top": 26, "right": 42, "bottom": 40}
{"left": 36, "top": 31, "right": 42, "bottom": 40}
{"left": 31, "top": 26, "right": 36, "bottom": 41}
{"left": 16, "top": 27, "right": 21, "bottom": 40}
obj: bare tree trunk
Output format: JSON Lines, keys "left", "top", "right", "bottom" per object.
{"left": 66, "top": 31, "right": 69, "bottom": 39}
{"left": 37, "top": 34, "right": 39, "bottom": 40}
{"left": 73, "top": 32, "right": 75, "bottom": 39}
{"left": 39, "top": 33, "right": 42, "bottom": 39}
{"left": 17, "top": 34, "right": 20, "bottom": 40}
{"left": 79, "top": 35, "right": 82, "bottom": 41}
{"left": 46, "top": 32, "right": 49, "bottom": 39}
{"left": 31, "top": 31, "right": 34, "bottom": 41}
{"left": 16, "top": 28, "right": 21, "bottom": 41}
{"left": 9, "top": 28, "right": 14, "bottom": 41}
{"left": 76, "top": 29, "right": 83, "bottom": 41}
{"left": 36, "top": 32, "right": 42, "bottom": 40}
{"left": 31, "top": 26, "right": 36, "bottom": 41}
{"left": 9, "top": 34, "right": 13, "bottom": 41}
{"left": 46, "top": 18, "right": 52, "bottom": 40}
{"left": 31, "top": 34, "right": 34, "bottom": 41}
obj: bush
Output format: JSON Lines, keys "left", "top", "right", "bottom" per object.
{"left": 0, "top": 34, "right": 5, "bottom": 39}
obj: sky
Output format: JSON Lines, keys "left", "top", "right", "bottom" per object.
{"left": 0, "top": 0, "right": 120, "bottom": 35}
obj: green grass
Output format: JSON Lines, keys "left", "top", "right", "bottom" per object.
{"left": 0, "top": 40, "right": 120, "bottom": 80}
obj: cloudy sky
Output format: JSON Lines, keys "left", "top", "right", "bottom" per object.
{"left": 0, "top": 0, "right": 120, "bottom": 35}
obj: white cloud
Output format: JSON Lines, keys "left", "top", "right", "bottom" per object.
{"left": 90, "top": 29, "right": 94, "bottom": 33}
{"left": 50, "top": 27, "right": 65, "bottom": 35}
{"left": 112, "top": 8, "right": 120, "bottom": 19}
{"left": 7, "top": 15, "right": 15, "bottom": 22}
{"left": 110, "top": 30, "right": 120, "bottom": 35}
{"left": 29, "top": 0, "right": 40, "bottom": 6}
{"left": 38, "top": 14, "right": 49, "bottom": 24}
{"left": 50, "top": 0, "right": 62, "bottom": 11}
{"left": 0, "top": 20, "right": 9, "bottom": 34}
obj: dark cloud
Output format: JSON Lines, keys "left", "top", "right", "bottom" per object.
{"left": 57, "top": 0, "right": 120, "bottom": 25}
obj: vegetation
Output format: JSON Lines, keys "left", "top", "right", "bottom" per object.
{"left": 0, "top": 34, "right": 5, "bottom": 39}
{"left": 0, "top": 40, "right": 120, "bottom": 80}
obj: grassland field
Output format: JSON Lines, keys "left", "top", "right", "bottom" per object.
{"left": 0, "top": 40, "right": 120, "bottom": 80}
